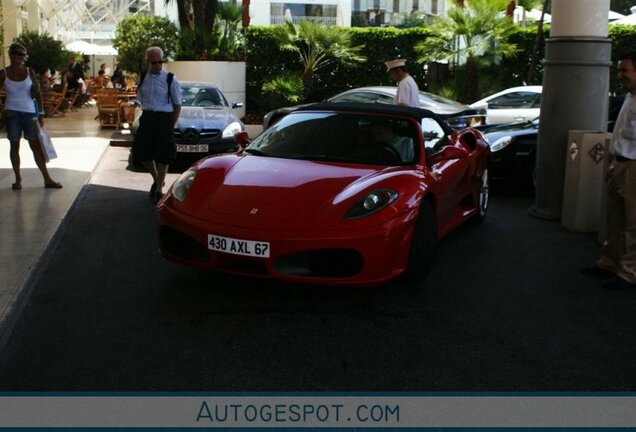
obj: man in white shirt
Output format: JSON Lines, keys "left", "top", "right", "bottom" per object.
{"left": 135, "top": 46, "right": 182, "bottom": 202}
{"left": 385, "top": 59, "right": 420, "bottom": 108}
{"left": 582, "top": 51, "right": 636, "bottom": 290}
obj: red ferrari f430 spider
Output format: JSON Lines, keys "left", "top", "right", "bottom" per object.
{"left": 157, "top": 103, "right": 490, "bottom": 287}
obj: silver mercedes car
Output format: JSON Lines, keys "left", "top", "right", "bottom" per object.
{"left": 130, "top": 81, "right": 244, "bottom": 167}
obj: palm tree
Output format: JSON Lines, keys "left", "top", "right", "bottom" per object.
{"left": 217, "top": 0, "right": 243, "bottom": 58}
{"left": 272, "top": 20, "right": 366, "bottom": 98}
{"left": 525, "top": 0, "right": 548, "bottom": 84}
{"left": 163, "top": 0, "right": 217, "bottom": 57}
{"left": 164, "top": 0, "right": 191, "bottom": 29}
{"left": 415, "top": 0, "right": 518, "bottom": 102}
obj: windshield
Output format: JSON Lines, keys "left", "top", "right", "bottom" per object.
{"left": 246, "top": 112, "right": 421, "bottom": 165}
{"left": 181, "top": 85, "right": 226, "bottom": 108}
{"left": 418, "top": 91, "right": 467, "bottom": 111}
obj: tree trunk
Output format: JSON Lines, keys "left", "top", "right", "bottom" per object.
{"left": 464, "top": 56, "right": 478, "bottom": 103}
{"left": 192, "top": 0, "right": 206, "bottom": 57}
{"left": 302, "top": 68, "right": 314, "bottom": 100}
{"left": 242, "top": 0, "right": 250, "bottom": 27}
{"left": 526, "top": 0, "right": 548, "bottom": 84}
{"left": 176, "top": 0, "right": 191, "bottom": 29}
{"left": 203, "top": 0, "right": 219, "bottom": 54}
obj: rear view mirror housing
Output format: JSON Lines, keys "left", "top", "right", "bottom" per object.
{"left": 234, "top": 131, "right": 250, "bottom": 148}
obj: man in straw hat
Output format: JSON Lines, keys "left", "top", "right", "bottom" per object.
{"left": 385, "top": 59, "right": 419, "bottom": 108}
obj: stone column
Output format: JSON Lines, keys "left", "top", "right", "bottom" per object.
{"left": 529, "top": 0, "right": 611, "bottom": 220}
{"left": 1, "top": 0, "right": 21, "bottom": 66}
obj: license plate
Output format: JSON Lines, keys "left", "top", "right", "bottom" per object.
{"left": 208, "top": 234, "right": 270, "bottom": 258}
{"left": 177, "top": 144, "right": 208, "bottom": 153}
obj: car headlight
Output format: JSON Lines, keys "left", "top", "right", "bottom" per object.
{"left": 172, "top": 169, "right": 196, "bottom": 202}
{"left": 222, "top": 121, "right": 243, "bottom": 139}
{"left": 345, "top": 189, "right": 398, "bottom": 219}
{"left": 490, "top": 136, "right": 513, "bottom": 152}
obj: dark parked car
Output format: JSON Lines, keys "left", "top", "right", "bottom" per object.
{"left": 263, "top": 86, "right": 485, "bottom": 130}
{"left": 482, "top": 95, "right": 623, "bottom": 189}
{"left": 482, "top": 117, "right": 540, "bottom": 188}
{"left": 129, "top": 81, "right": 244, "bottom": 168}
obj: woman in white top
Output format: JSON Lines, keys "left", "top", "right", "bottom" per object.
{"left": 0, "top": 43, "right": 61, "bottom": 190}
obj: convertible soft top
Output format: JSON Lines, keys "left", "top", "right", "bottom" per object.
{"left": 295, "top": 102, "right": 454, "bottom": 135}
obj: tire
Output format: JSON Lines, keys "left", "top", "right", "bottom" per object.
{"left": 402, "top": 199, "right": 438, "bottom": 285}
{"left": 474, "top": 167, "right": 489, "bottom": 223}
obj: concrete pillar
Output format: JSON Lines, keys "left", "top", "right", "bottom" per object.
{"left": 529, "top": 0, "right": 611, "bottom": 220}
{"left": 2, "top": 0, "right": 21, "bottom": 66}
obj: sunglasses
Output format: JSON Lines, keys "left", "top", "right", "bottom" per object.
{"left": 150, "top": 60, "right": 164, "bottom": 65}
{"left": 11, "top": 52, "right": 27, "bottom": 57}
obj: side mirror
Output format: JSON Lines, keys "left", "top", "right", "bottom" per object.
{"left": 234, "top": 131, "right": 250, "bottom": 148}
{"left": 232, "top": 101, "right": 244, "bottom": 109}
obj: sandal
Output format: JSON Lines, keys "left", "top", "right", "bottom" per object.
{"left": 11, "top": 183, "right": 21, "bottom": 190}
{"left": 44, "top": 181, "right": 63, "bottom": 189}
{"left": 149, "top": 182, "right": 165, "bottom": 198}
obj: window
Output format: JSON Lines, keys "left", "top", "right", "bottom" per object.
{"left": 330, "top": 92, "right": 378, "bottom": 103}
{"left": 421, "top": 117, "right": 446, "bottom": 151}
{"left": 488, "top": 92, "right": 541, "bottom": 109}
{"left": 248, "top": 112, "right": 417, "bottom": 165}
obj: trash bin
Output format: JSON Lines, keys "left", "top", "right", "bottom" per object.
{"left": 561, "top": 130, "right": 611, "bottom": 232}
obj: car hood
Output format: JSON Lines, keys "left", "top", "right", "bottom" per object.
{"left": 197, "top": 155, "right": 417, "bottom": 227}
{"left": 176, "top": 106, "right": 237, "bottom": 130}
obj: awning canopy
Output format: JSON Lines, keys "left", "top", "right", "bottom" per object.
{"left": 609, "top": 10, "right": 626, "bottom": 21}
{"left": 610, "top": 13, "right": 636, "bottom": 25}
{"left": 65, "top": 40, "right": 117, "bottom": 56}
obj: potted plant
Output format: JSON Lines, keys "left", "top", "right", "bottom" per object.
{"left": 168, "top": 0, "right": 247, "bottom": 119}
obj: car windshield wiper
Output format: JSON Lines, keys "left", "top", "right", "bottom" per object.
{"left": 244, "top": 148, "right": 270, "bottom": 157}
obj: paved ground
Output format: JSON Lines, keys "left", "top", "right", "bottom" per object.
{"left": 0, "top": 144, "right": 635, "bottom": 391}
{"left": 0, "top": 105, "right": 111, "bottom": 349}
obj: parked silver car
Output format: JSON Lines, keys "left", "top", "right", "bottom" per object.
{"left": 263, "top": 86, "right": 486, "bottom": 130}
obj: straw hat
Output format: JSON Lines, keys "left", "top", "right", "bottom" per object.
{"left": 385, "top": 59, "right": 406, "bottom": 72}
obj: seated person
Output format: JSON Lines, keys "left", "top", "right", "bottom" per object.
{"left": 109, "top": 76, "right": 123, "bottom": 89}
{"left": 369, "top": 122, "right": 414, "bottom": 163}
{"left": 93, "top": 69, "right": 108, "bottom": 88}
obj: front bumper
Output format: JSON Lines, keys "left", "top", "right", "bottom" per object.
{"left": 156, "top": 201, "right": 417, "bottom": 287}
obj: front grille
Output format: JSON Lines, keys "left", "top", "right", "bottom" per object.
{"left": 217, "top": 254, "right": 268, "bottom": 276}
{"left": 275, "top": 249, "right": 364, "bottom": 278}
{"left": 159, "top": 226, "right": 209, "bottom": 263}
{"left": 174, "top": 129, "right": 222, "bottom": 144}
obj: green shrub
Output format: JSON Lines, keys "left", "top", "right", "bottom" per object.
{"left": 245, "top": 23, "right": 636, "bottom": 115}
{"left": 14, "top": 31, "right": 68, "bottom": 77}
{"left": 262, "top": 74, "right": 304, "bottom": 109}
{"left": 113, "top": 15, "right": 178, "bottom": 75}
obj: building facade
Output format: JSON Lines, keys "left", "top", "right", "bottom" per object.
{"left": 352, "top": 0, "right": 446, "bottom": 26}
{"left": 0, "top": 0, "right": 447, "bottom": 66}
{"left": 249, "top": 0, "right": 352, "bottom": 27}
